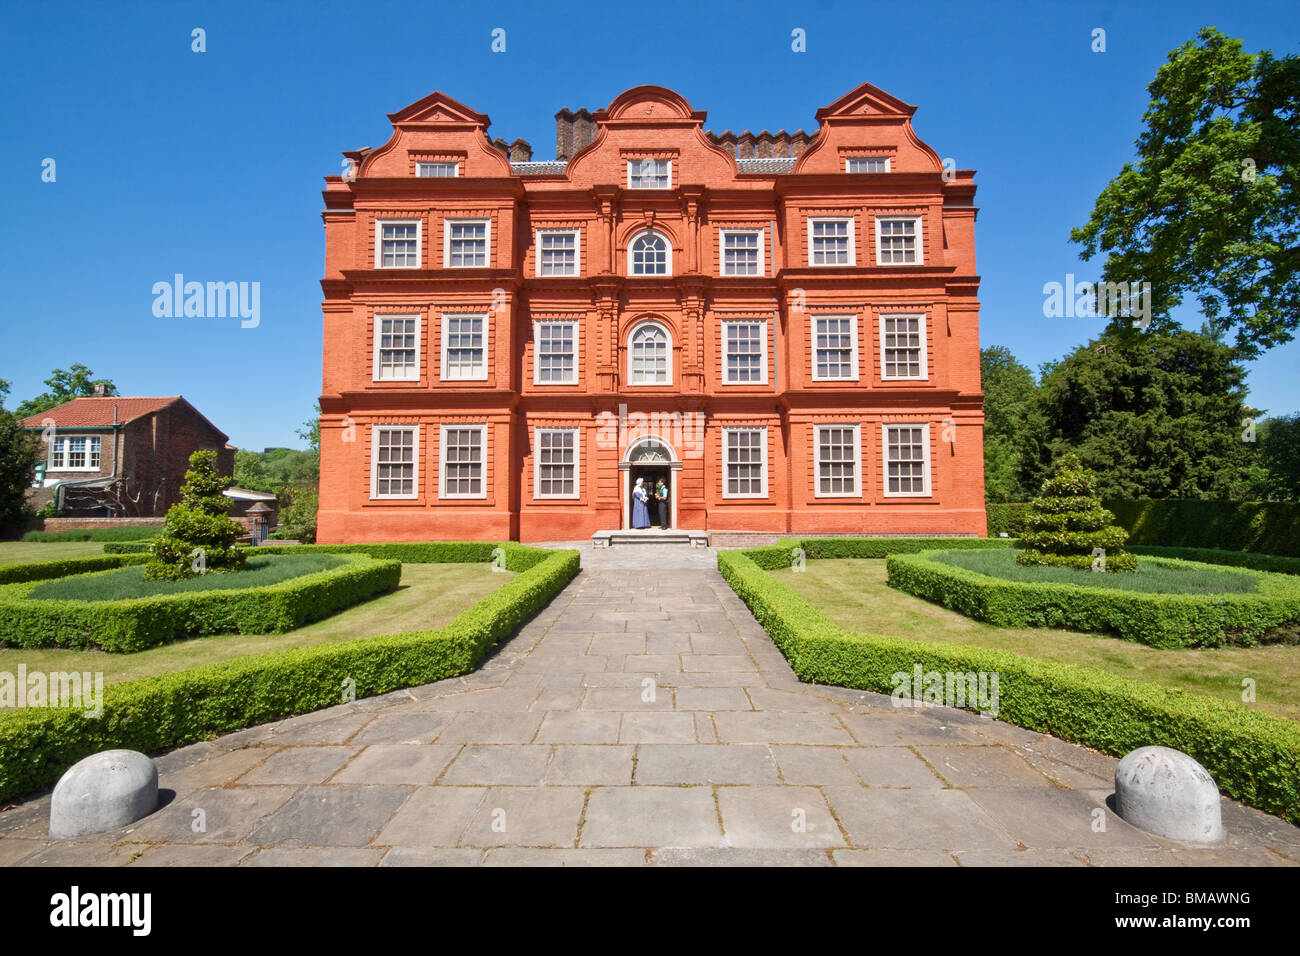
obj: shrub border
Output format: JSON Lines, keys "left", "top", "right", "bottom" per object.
{"left": 886, "top": 549, "right": 1300, "bottom": 648}
{"left": 0, "top": 543, "right": 579, "bottom": 802}
{"left": 0, "top": 553, "right": 402, "bottom": 653}
{"left": 717, "top": 546, "right": 1300, "bottom": 825}
{"left": 0, "top": 553, "right": 150, "bottom": 586}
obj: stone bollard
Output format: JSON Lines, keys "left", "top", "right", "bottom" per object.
{"left": 1114, "top": 746, "right": 1223, "bottom": 844}
{"left": 49, "top": 750, "right": 159, "bottom": 840}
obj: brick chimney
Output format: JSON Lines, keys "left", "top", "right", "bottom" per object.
{"left": 509, "top": 138, "right": 533, "bottom": 162}
{"left": 92, "top": 382, "right": 109, "bottom": 397}
{"left": 555, "top": 108, "right": 574, "bottom": 161}
{"left": 756, "top": 131, "right": 774, "bottom": 159}
{"left": 490, "top": 136, "right": 510, "bottom": 156}
{"left": 791, "top": 130, "right": 811, "bottom": 156}
{"left": 737, "top": 131, "right": 756, "bottom": 159}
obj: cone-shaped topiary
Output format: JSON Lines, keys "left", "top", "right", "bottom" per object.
{"left": 144, "top": 450, "right": 248, "bottom": 581}
{"left": 1016, "top": 453, "right": 1137, "bottom": 572}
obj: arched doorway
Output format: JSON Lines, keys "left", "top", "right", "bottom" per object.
{"left": 619, "top": 436, "right": 679, "bottom": 530}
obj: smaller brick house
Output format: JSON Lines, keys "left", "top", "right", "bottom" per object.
{"left": 23, "top": 395, "right": 237, "bottom": 518}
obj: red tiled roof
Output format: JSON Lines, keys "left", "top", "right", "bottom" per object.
{"left": 22, "top": 396, "right": 181, "bottom": 429}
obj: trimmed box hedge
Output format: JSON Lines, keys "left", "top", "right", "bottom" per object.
{"left": 886, "top": 549, "right": 1300, "bottom": 649}
{"left": 1127, "top": 545, "right": 1300, "bottom": 577}
{"left": 718, "top": 547, "right": 1300, "bottom": 825}
{"left": 0, "top": 554, "right": 401, "bottom": 652}
{"left": 1105, "top": 499, "right": 1300, "bottom": 557}
{"left": 0, "top": 553, "right": 150, "bottom": 586}
{"left": 739, "top": 536, "right": 1014, "bottom": 570}
{"left": 23, "top": 526, "right": 164, "bottom": 543}
{"left": 0, "top": 544, "right": 579, "bottom": 803}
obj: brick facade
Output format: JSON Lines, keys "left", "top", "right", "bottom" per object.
{"left": 318, "top": 83, "right": 985, "bottom": 543}
{"left": 24, "top": 397, "right": 236, "bottom": 518}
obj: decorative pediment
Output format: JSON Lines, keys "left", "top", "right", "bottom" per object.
{"left": 815, "top": 81, "right": 917, "bottom": 122}
{"left": 602, "top": 85, "right": 705, "bottom": 124}
{"left": 387, "top": 91, "right": 490, "bottom": 128}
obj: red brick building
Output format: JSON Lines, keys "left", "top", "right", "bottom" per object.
{"left": 317, "top": 83, "right": 985, "bottom": 543}
{"left": 24, "top": 395, "right": 236, "bottom": 517}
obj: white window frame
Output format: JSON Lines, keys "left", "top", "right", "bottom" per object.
{"left": 532, "top": 319, "right": 579, "bottom": 385}
{"left": 415, "top": 161, "right": 459, "bottom": 177}
{"left": 627, "top": 229, "right": 672, "bottom": 277}
{"left": 878, "top": 313, "right": 928, "bottom": 381}
{"left": 721, "top": 320, "right": 769, "bottom": 385}
{"left": 810, "top": 314, "right": 859, "bottom": 382}
{"left": 533, "top": 427, "right": 581, "bottom": 500}
{"left": 627, "top": 319, "right": 672, "bottom": 386}
{"left": 875, "top": 215, "right": 924, "bottom": 266}
{"left": 626, "top": 158, "right": 672, "bottom": 189}
{"left": 369, "top": 425, "right": 419, "bottom": 500}
{"left": 534, "top": 228, "right": 581, "bottom": 277}
{"left": 719, "top": 228, "right": 765, "bottom": 277}
{"left": 439, "top": 423, "right": 488, "bottom": 500}
{"left": 882, "top": 423, "right": 932, "bottom": 498}
{"left": 807, "top": 216, "right": 856, "bottom": 267}
{"left": 440, "top": 312, "right": 489, "bottom": 382}
{"left": 722, "top": 427, "right": 769, "bottom": 499}
{"left": 443, "top": 218, "right": 492, "bottom": 269}
{"left": 48, "top": 435, "right": 101, "bottom": 472}
{"left": 374, "top": 219, "right": 422, "bottom": 269}
{"left": 814, "top": 424, "right": 862, "bottom": 499}
{"left": 846, "top": 156, "right": 891, "bottom": 173}
{"left": 372, "top": 314, "right": 422, "bottom": 382}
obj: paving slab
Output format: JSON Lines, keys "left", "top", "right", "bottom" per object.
{"left": 13, "top": 542, "right": 1299, "bottom": 868}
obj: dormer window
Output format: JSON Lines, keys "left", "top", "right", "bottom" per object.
{"left": 628, "top": 158, "right": 671, "bottom": 189}
{"left": 629, "top": 230, "right": 671, "bottom": 276}
{"left": 416, "top": 162, "right": 458, "bottom": 177}
{"left": 846, "top": 157, "right": 890, "bottom": 173}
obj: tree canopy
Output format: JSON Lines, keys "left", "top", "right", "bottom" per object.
{"left": 1071, "top": 27, "right": 1299, "bottom": 358}
{"left": 1018, "top": 330, "right": 1254, "bottom": 499}
{"left": 13, "top": 364, "right": 119, "bottom": 420}
{"left": 980, "top": 346, "right": 1038, "bottom": 502}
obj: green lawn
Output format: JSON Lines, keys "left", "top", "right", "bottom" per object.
{"left": 0, "top": 563, "right": 514, "bottom": 687}
{"left": 28, "top": 554, "right": 344, "bottom": 601}
{"left": 932, "top": 547, "right": 1260, "bottom": 594}
{"left": 773, "top": 558, "right": 1300, "bottom": 723}
{"left": 0, "top": 541, "right": 104, "bottom": 565}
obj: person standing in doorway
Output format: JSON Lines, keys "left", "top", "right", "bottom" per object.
{"left": 655, "top": 478, "right": 670, "bottom": 529}
{"left": 632, "top": 477, "right": 651, "bottom": 529}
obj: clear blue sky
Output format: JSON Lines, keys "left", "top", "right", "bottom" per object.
{"left": 1, "top": 0, "right": 1296, "bottom": 451}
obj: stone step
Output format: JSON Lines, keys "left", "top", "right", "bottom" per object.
{"left": 592, "top": 529, "right": 710, "bottom": 548}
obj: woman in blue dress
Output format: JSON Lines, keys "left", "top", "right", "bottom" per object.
{"left": 632, "top": 477, "right": 651, "bottom": 528}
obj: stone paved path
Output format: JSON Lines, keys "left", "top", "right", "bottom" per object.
{"left": 3, "top": 544, "right": 1298, "bottom": 867}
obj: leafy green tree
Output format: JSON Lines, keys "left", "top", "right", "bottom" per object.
{"left": 297, "top": 403, "right": 320, "bottom": 452}
{"left": 232, "top": 449, "right": 268, "bottom": 489}
{"left": 145, "top": 450, "right": 247, "bottom": 581}
{"left": 13, "top": 364, "right": 119, "bottom": 419}
{"left": 0, "top": 408, "right": 41, "bottom": 537}
{"left": 274, "top": 489, "right": 318, "bottom": 543}
{"left": 1071, "top": 27, "right": 1300, "bottom": 358}
{"left": 1019, "top": 330, "right": 1254, "bottom": 499}
{"left": 1254, "top": 413, "right": 1300, "bottom": 500}
{"left": 0, "top": 379, "right": 11, "bottom": 409}
{"left": 1017, "top": 453, "right": 1136, "bottom": 572}
{"left": 980, "top": 345, "right": 1038, "bottom": 502}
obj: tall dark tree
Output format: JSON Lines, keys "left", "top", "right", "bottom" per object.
{"left": 13, "top": 364, "right": 118, "bottom": 420}
{"left": 1254, "top": 413, "right": 1300, "bottom": 500}
{"left": 1019, "top": 330, "right": 1254, "bottom": 499}
{"left": 1071, "top": 27, "right": 1300, "bottom": 358}
{"left": 0, "top": 408, "right": 41, "bottom": 537}
{"left": 980, "top": 345, "right": 1037, "bottom": 502}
